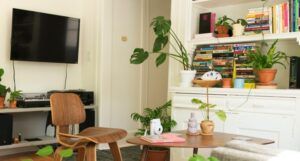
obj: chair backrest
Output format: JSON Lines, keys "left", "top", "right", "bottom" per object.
{"left": 50, "top": 93, "right": 86, "bottom": 126}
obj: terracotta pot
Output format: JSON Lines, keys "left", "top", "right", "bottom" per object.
{"left": 222, "top": 78, "right": 232, "bottom": 88}
{"left": 257, "top": 69, "right": 277, "bottom": 84}
{"left": 200, "top": 120, "right": 214, "bottom": 135}
{"left": 10, "top": 100, "right": 17, "bottom": 109}
{"left": 145, "top": 149, "right": 169, "bottom": 161}
{"left": 216, "top": 26, "right": 229, "bottom": 38}
{"left": 0, "top": 97, "right": 4, "bottom": 109}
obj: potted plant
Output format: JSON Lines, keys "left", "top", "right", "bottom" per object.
{"left": 0, "top": 68, "right": 10, "bottom": 109}
{"left": 231, "top": 19, "right": 247, "bottom": 36}
{"left": 191, "top": 98, "right": 226, "bottom": 135}
{"left": 189, "top": 154, "right": 219, "bottom": 161}
{"left": 247, "top": 40, "right": 288, "bottom": 84}
{"left": 215, "top": 16, "right": 233, "bottom": 38}
{"left": 8, "top": 90, "right": 22, "bottom": 108}
{"left": 130, "top": 16, "right": 196, "bottom": 87}
{"left": 131, "top": 100, "right": 177, "bottom": 161}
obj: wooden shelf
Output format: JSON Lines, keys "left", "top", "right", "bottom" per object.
{"left": 0, "top": 136, "right": 56, "bottom": 150}
{"left": 192, "top": 0, "right": 262, "bottom": 8}
{"left": 0, "top": 105, "right": 95, "bottom": 114}
{"left": 189, "top": 32, "right": 300, "bottom": 45}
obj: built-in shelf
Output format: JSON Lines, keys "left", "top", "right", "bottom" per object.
{"left": 192, "top": 0, "right": 262, "bottom": 8}
{"left": 0, "top": 136, "right": 56, "bottom": 150}
{"left": 0, "top": 105, "right": 95, "bottom": 114}
{"left": 189, "top": 32, "right": 300, "bottom": 45}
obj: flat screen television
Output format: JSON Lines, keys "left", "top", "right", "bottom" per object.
{"left": 10, "top": 9, "right": 80, "bottom": 64}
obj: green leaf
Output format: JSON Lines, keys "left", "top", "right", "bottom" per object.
{"left": 156, "top": 53, "right": 167, "bottom": 67}
{"left": 191, "top": 98, "right": 202, "bottom": 104}
{"left": 130, "top": 48, "right": 149, "bottom": 64}
{"left": 36, "top": 145, "right": 54, "bottom": 157}
{"left": 188, "top": 154, "right": 207, "bottom": 161}
{"left": 215, "top": 110, "right": 227, "bottom": 122}
{"left": 0, "top": 68, "right": 4, "bottom": 79}
{"left": 150, "top": 16, "right": 171, "bottom": 36}
{"left": 153, "top": 36, "right": 169, "bottom": 52}
{"left": 21, "top": 159, "right": 33, "bottom": 161}
{"left": 60, "top": 148, "right": 73, "bottom": 158}
{"left": 199, "top": 104, "right": 207, "bottom": 110}
{"left": 208, "top": 156, "right": 220, "bottom": 161}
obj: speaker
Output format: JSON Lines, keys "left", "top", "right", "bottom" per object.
{"left": 79, "top": 109, "right": 95, "bottom": 132}
{"left": 0, "top": 114, "right": 13, "bottom": 145}
{"left": 289, "top": 56, "right": 300, "bottom": 89}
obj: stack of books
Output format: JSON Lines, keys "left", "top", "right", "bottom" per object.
{"left": 245, "top": 7, "right": 272, "bottom": 35}
{"left": 193, "top": 45, "right": 213, "bottom": 78}
{"left": 272, "top": 2, "right": 290, "bottom": 33}
{"left": 233, "top": 43, "right": 256, "bottom": 80}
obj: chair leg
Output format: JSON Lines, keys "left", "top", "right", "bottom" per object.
{"left": 109, "top": 142, "right": 123, "bottom": 161}
{"left": 85, "top": 143, "right": 97, "bottom": 161}
{"left": 54, "top": 146, "right": 64, "bottom": 161}
{"left": 76, "top": 147, "right": 86, "bottom": 161}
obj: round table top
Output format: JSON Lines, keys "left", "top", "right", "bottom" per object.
{"left": 126, "top": 131, "right": 274, "bottom": 148}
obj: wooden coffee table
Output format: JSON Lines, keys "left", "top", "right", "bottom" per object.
{"left": 127, "top": 131, "right": 274, "bottom": 161}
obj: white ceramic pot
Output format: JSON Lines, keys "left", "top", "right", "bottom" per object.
{"left": 233, "top": 23, "right": 245, "bottom": 37}
{"left": 180, "top": 70, "right": 196, "bottom": 87}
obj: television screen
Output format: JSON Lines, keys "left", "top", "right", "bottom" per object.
{"left": 10, "top": 9, "right": 80, "bottom": 64}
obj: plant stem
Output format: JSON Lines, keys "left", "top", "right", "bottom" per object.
{"left": 206, "top": 87, "right": 209, "bottom": 120}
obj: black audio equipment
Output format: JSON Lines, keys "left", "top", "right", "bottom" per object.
{"left": 47, "top": 90, "right": 94, "bottom": 105}
{"left": 17, "top": 93, "right": 50, "bottom": 108}
{"left": 0, "top": 114, "right": 13, "bottom": 146}
{"left": 289, "top": 56, "right": 300, "bottom": 89}
{"left": 79, "top": 109, "right": 95, "bottom": 132}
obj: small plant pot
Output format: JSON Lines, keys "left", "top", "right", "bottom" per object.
{"left": 200, "top": 120, "right": 214, "bottom": 135}
{"left": 180, "top": 70, "right": 196, "bottom": 87}
{"left": 216, "top": 26, "right": 229, "bottom": 38}
{"left": 0, "top": 97, "right": 4, "bottom": 109}
{"left": 145, "top": 148, "right": 169, "bottom": 161}
{"left": 232, "top": 23, "right": 245, "bottom": 36}
{"left": 222, "top": 78, "right": 232, "bottom": 88}
{"left": 9, "top": 100, "right": 17, "bottom": 108}
{"left": 257, "top": 69, "right": 277, "bottom": 84}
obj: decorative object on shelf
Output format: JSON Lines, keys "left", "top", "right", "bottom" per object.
{"left": 130, "top": 16, "right": 195, "bottom": 87}
{"left": 244, "top": 79, "right": 256, "bottom": 89}
{"left": 187, "top": 112, "right": 199, "bottom": 135}
{"left": 0, "top": 68, "right": 10, "bottom": 109}
{"left": 199, "top": 12, "right": 216, "bottom": 34}
{"left": 191, "top": 91, "right": 226, "bottom": 136}
{"left": 8, "top": 90, "right": 22, "bottom": 108}
{"left": 232, "top": 19, "right": 248, "bottom": 36}
{"left": 130, "top": 100, "right": 177, "bottom": 161}
{"left": 150, "top": 119, "right": 163, "bottom": 136}
{"left": 222, "top": 78, "right": 232, "bottom": 88}
{"left": 247, "top": 40, "right": 288, "bottom": 86}
{"left": 234, "top": 78, "right": 245, "bottom": 89}
{"left": 188, "top": 154, "right": 219, "bottom": 161}
{"left": 193, "top": 71, "right": 222, "bottom": 87}
{"left": 215, "top": 16, "right": 233, "bottom": 38}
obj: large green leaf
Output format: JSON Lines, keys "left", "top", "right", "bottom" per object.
{"left": 191, "top": 98, "right": 203, "bottom": 104}
{"left": 156, "top": 53, "right": 167, "bottom": 67}
{"left": 208, "top": 156, "right": 220, "bottom": 161}
{"left": 36, "top": 145, "right": 54, "bottom": 157}
{"left": 188, "top": 154, "right": 207, "bottom": 161}
{"left": 150, "top": 16, "right": 171, "bottom": 36}
{"left": 21, "top": 159, "right": 33, "bottom": 161}
{"left": 60, "top": 148, "right": 73, "bottom": 158}
{"left": 0, "top": 68, "right": 4, "bottom": 79}
{"left": 215, "top": 110, "right": 227, "bottom": 122}
{"left": 130, "top": 48, "right": 149, "bottom": 64}
{"left": 153, "top": 36, "right": 168, "bottom": 52}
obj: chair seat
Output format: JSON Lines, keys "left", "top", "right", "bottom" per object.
{"left": 78, "top": 127, "right": 127, "bottom": 144}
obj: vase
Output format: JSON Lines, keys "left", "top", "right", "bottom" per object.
{"left": 222, "top": 78, "right": 232, "bottom": 88}
{"left": 0, "top": 97, "right": 5, "bottom": 109}
{"left": 200, "top": 120, "right": 214, "bottom": 135}
{"left": 10, "top": 100, "right": 17, "bottom": 108}
{"left": 232, "top": 23, "right": 245, "bottom": 36}
{"left": 257, "top": 69, "right": 277, "bottom": 84}
{"left": 180, "top": 70, "right": 196, "bottom": 87}
{"left": 216, "top": 26, "right": 229, "bottom": 38}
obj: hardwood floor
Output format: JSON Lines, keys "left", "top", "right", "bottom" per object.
{"left": 0, "top": 153, "right": 53, "bottom": 161}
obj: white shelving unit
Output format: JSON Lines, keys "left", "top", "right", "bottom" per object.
{"left": 0, "top": 105, "right": 95, "bottom": 114}
{"left": 0, "top": 136, "right": 56, "bottom": 150}
{"left": 192, "top": 0, "right": 263, "bottom": 8}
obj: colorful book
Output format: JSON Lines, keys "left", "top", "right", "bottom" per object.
{"left": 140, "top": 133, "right": 186, "bottom": 143}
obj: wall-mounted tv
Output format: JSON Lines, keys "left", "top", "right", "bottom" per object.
{"left": 10, "top": 9, "right": 80, "bottom": 64}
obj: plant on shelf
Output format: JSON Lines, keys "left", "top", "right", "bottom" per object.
{"left": 247, "top": 39, "right": 288, "bottom": 84}
{"left": 231, "top": 18, "right": 248, "bottom": 36}
{"left": 0, "top": 68, "right": 10, "bottom": 109}
{"left": 188, "top": 154, "right": 219, "bottom": 161}
{"left": 191, "top": 98, "right": 226, "bottom": 135}
{"left": 130, "top": 16, "right": 196, "bottom": 87}
{"left": 131, "top": 100, "right": 177, "bottom": 161}
{"left": 215, "top": 15, "right": 233, "bottom": 38}
{"left": 8, "top": 90, "right": 22, "bottom": 108}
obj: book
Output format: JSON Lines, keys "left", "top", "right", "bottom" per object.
{"left": 199, "top": 12, "right": 214, "bottom": 34}
{"left": 140, "top": 133, "right": 186, "bottom": 143}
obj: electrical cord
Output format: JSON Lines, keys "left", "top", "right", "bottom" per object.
{"left": 12, "top": 61, "right": 16, "bottom": 91}
{"left": 64, "top": 64, "right": 68, "bottom": 89}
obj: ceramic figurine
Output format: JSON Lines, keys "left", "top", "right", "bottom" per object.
{"left": 187, "top": 112, "right": 199, "bottom": 135}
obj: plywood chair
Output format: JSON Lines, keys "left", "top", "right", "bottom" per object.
{"left": 50, "top": 93, "right": 127, "bottom": 161}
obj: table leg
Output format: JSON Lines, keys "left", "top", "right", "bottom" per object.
{"left": 140, "top": 146, "right": 149, "bottom": 161}
{"left": 193, "top": 148, "right": 198, "bottom": 155}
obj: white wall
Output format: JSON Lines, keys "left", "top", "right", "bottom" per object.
{"left": 0, "top": 0, "right": 97, "bottom": 94}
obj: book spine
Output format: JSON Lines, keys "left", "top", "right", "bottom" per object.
{"left": 273, "top": 5, "right": 277, "bottom": 33}
{"left": 297, "top": 0, "right": 300, "bottom": 31}
{"left": 269, "top": 7, "right": 273, "bottom": 33}
{"left": 210, "top": 13, "right": 216, "bottom": 33}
